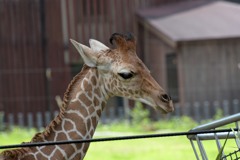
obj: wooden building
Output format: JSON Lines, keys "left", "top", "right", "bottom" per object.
{"left": 136, "top": 1, "right": 240, "bottom": 105}
{"left": 0, "top": 0, "right": 188, "bottom": 125}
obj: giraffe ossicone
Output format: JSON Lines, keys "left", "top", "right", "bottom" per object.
{"left": 1, "top": 33, "right": 173, "bottom": 160}
{"left": 89, "top": 39, "right": 109, "bottom": 52}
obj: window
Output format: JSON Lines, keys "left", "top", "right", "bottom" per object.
{"left": 166, "top": 53, "right": 179, "bottom": 102}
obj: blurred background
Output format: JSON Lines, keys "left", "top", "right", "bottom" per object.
{"left": 0, "top": 0, "right": 240, "bottom": 129}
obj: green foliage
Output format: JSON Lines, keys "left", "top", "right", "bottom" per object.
{"left": 98, "top": 102, "right": 198, "bottom": 132}
{"left": 215, "top": 132, "right": 230, "bottom": 160}
{"left": 131, "top": 102, "right": 150, "bottom": 126}
{"left": 214, "top": 108, "right": 224, "bottom": 120}
{"left": 200, "top": 108, "right": 224, "bottom": 126}
{"left": 130, "top": 101, "right": 198, "bottom": 131}
{"left": 154, "top": 116, "right": 197, "bottom": 131}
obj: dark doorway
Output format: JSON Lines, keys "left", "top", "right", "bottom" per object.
{"left": 166, "top": 53, "right": 179, "bottom": 102}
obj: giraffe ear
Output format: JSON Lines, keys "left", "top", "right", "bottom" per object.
{"left": 89, "top": 39, "right": 109, "bottom": 52}
{"left": 70, "top": 39, "right": 97, "bottom": 67}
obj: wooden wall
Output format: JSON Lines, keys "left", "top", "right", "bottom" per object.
{"left": 64, "top": 0, "right": 185, "bottom": 62}
{"left": 0, "top": 0, "right": 48, "bottom": 114}
{"left": 0, "top": 0, "right": 71, "bottom": 125}
{"left": 179, "top": 39, "right": 240, "bottom": 104}
{"left": 1, "top": 0, "right": 185, "bottom": 125}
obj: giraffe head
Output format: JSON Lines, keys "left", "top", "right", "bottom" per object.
{"left": 70, "top": 33, "right": 173, "bottom": 113}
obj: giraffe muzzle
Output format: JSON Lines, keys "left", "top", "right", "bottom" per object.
{"left": 156, "top": 94, "right": 174, "bottom": 113}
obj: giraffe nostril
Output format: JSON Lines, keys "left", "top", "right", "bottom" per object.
{"left": 161, "top": 94, "right": 171, "bottom": 103}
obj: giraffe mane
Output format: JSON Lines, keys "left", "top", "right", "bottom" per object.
{"left": 1, "top": 147, "right": 29, "bottom": 159}
{"left": 32, "top": 65, "right": 91, "bottom": 141}
{"left": 1, "top": 65, "right": 91, "bottom": 159}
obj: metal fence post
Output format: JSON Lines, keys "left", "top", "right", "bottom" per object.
{"left": 183, "top": 102, "right": 190, "bottom": 117}
{"left": 27, "top": 113, "right": 33, "bottom": 129}
{"left": 45, "top": 111, "right": 51, "bottom": 127}
{"left": 223, "top": 100, "right": 229, "bottom": 116}
{"left": 174, "top": 103, "right": 181, "bottom": 117}
{"left": 17, "top": 112, "right": 24, "bottom": 128}
{"left": 194, "top": 102, "right": 200, "bottom": 123}
{"left": 36, "top": 112, "right": 43, "bottom": 131}
{"left": 203, "top": 101, "right": 210, "bottom": 120}
{"left": 8, "top": 113, "right": 14, "bottom": 130}
{"left": 233, "top": 99, "right": 239, "bottom": 113}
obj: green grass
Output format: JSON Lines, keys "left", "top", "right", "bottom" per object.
{"left": 0, "top": 127, "right": 37, "bottom": 146}
{"left": 84, "top": 131, "right": 238, "bottom": 160}
{"left": 0, "top": 118, "right": 238, "bottom": 160}
{"left": 85, "top": 133, "right": 195, "bottom": 160}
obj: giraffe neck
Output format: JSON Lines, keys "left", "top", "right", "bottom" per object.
{"left": 1, "top": 66, "right": 109, "bottom": 160}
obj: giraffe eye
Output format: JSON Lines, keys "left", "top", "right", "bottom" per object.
{"left": 118, "top": 71, "right": 134, "bottom": 79}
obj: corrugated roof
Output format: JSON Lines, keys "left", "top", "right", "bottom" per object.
{"left": 137, "top": 1, "right": 240, "bottom": 45}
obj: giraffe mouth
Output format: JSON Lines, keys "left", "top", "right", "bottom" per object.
{"left": 157, "top": 107, "right": 168, "bottom": 114}
{"left": 137, "top": 97, "right": 174, "bottom": 114}
{"left": 155, "top": 101, "right": 174, "bottom": 114}
{"left": 137, "top": 98, "right": 173, "bottom": 114}
{"left": 157, "top": 106, "right": 172, "bottom": 114}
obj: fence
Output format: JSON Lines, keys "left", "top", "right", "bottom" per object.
{"left": 187, "top": 113, "right": 240, "bottom": 160}
{"left": 0, "top": 99, "right": 239, "bottom": 131}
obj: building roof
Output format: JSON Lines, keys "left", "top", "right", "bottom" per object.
{"left": 137, "top": 1, "right": 240, "bottom": 47}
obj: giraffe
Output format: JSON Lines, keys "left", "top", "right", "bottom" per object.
{"left": 0, "top": 33, "right": 173, "bottom": 160}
